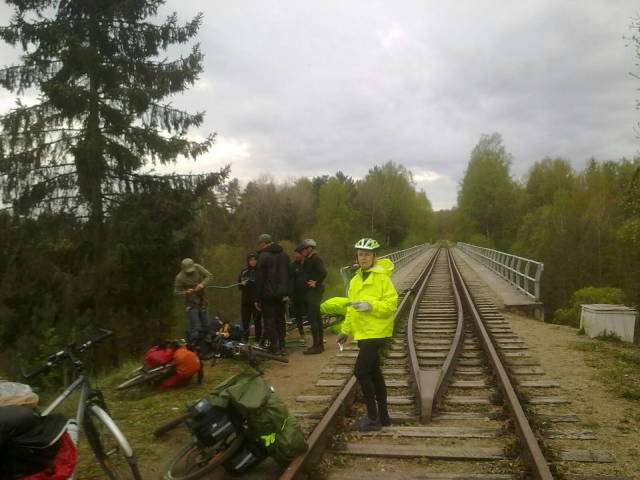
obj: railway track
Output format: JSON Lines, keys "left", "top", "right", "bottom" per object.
{"left": 280, "top": 247, "right": 627, "bottom": 480}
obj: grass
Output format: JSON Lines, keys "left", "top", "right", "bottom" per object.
{"left": 571, "top": 336, "right": 640, "bottom": 401}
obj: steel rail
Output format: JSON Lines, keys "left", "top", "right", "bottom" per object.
{"left": 406, "top": 247, "right": 440, "bottom": 421}
{"left": 279, "top": 248, "right": 437, "bottom": 480}
{"left": 430, "top": 250, "right": 466, "bottom": 412}
{"left": 408, "top": 249, "right": 465, "bottom": 422}
{"left": 448, "top": 248, "right": 554, "bottom": 479}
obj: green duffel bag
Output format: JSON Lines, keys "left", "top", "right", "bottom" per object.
{"left": 207, "top": 372, "right": 308, "bottom": 464}
{"left": 207, "top": 371, "right": 271, "bottom": 414}
{"left": 272, "top": 413, "right": 307, "bottom": 465}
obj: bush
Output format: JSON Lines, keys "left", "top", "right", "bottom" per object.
{"left": 553, "top": 286, "right": 626, "bottom": 327}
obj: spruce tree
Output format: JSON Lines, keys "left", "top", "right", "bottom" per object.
{"left": 0, "top": 0, "right": 215, "bottom": 222}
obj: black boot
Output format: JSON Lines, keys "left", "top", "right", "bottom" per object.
{"left": 353, "top": 416, "right": 381, "bottom": 432}
{"left": 378, "top": 401, "right": 391, "bottom": 426}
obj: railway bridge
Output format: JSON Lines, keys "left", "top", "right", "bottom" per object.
{"left": 255, "top": 243, "right": 633, "bottom": 480}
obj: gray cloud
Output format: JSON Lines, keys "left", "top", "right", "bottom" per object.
{"left": 1, "top": 1, "right": 639, "bottom": 209}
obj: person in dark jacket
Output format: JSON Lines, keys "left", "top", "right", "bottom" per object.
{"left": 254, "top": 234, "right": 290, "bottom": 354}
{"left": 239, "top": 253, "right": 262, "bottom": 343}
{"left": 289, "top": 243, "right": 307, "bottom": 342}
{"left": 301, "top": 239, "right": 328, "bottom": 355}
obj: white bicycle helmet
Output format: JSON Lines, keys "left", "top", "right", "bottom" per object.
{"left": 354, "top": 238, "right": 380, "bottom": 251}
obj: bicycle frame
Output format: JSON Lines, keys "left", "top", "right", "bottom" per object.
{"left": 20, "top": 329, "right": 140, "bottom": 480}
{"left": 42, "top": 375, "right": 88, "bottom": 420}
{"left": 41, "top": 375, "right": 133, "bottom": 457}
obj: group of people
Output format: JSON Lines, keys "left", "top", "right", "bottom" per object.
{"left": 173, "top": 235, "right": 399, "bottom": 431}
{"left": 237, "top": 234, "right": 328, "bottom": 355}
{"left": 173, "top": 234, "right": 327, "bottom": 356}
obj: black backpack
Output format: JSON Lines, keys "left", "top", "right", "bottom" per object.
{"left": 0, "top": 405, "right": 68, "bottom": 479}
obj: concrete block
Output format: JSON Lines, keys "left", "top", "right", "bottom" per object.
{"left": 580, "top": 304, "right": 639, "bottom": 344}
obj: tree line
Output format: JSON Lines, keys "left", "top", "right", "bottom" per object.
{"left": 443, "top": 17, "right": 640, "bottom": 324}
{"left": 0, "top": 162, "right": 435, "bottom": 370}
{"left": 436, "top": 132, "right": 640, "bottom": 325}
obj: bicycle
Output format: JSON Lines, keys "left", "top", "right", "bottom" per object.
{"left": 116, "top": 363, "right": 176, "bottom": 391}
{"left": 116, "top": 342, "right": 204, "bottom": 391}
{"left": 210, "top": 338, "right": 289, "bottom": 373}
{"left": 154, "top": 398, "right": 247, "bottom": 480}
{"left": 23, "top": 329, "right": 142, "bottom": 479}
{"left": 156, "top": 372, "right": 298, "bottom": 480}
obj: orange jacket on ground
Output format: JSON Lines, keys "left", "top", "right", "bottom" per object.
{"left": 173, "top": 346, "right": 200, "bottom": 376}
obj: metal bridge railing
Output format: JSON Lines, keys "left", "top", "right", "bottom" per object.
{"left": 456, "top": 242, "right": 544, "bottom": 300}
{"left": 339, "top": 243, "right": 430, "bottom": 294}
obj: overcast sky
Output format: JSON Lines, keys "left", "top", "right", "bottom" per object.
{"left": 1, "top": 1, "right": 639, "bottom": 210}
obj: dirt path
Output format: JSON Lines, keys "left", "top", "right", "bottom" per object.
{"left": 263, "top": 331, "right": 340, "bottom": 404}
{"left": 506, "top": 313, "right": 640, "bottom": 477}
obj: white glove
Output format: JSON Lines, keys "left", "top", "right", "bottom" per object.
{"left": 351, "top": 301, "right": 372, "bottom": 312}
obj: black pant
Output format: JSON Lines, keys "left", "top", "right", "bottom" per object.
{"left": 354, "top": 338, "right": 389, "bottom": 421}
{"left": 290, "top": 294, "right": 306, "bottom": 335}
{"left": 262, "top": 298, "right": 286, "bottom": 350}
{"left": 241, "top": 301, "right": 262, "bottom": 342}
{"left": 186, "top": 304, "right": 213, "bottom": 343}
{"left": 276, "top": 299, "right": 286, "bottom": 349}
{"left": 306, "top": 288, "right": 324, "bottom": 348}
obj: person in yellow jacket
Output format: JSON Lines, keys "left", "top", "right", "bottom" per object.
{"left": 337, "top": 238, "right": 398, "bottom": 431}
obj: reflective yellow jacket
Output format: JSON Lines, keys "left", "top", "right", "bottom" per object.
{"left": 340, "top": 258, "right": 398, "bottom": 340}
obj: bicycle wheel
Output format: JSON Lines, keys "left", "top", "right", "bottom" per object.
{"left": 164, "top": 434, "right": 243, "bottom": 480}
{"left": 83, "top": 404, "right": 142, "bottom": 480}
{"left": 116, "top": 365, "right": 174, "bottom": 390}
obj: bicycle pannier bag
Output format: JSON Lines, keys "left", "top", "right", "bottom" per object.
{"left": 192, "top": 406, "right": 236, "bottom": 446}
{"left": 19, "top": 432, "right": 77, "bottom": 480}
{"left": 223, "top": 438, "right": 267, "bottom": 475}
{"left": 0, "top": 406, "right": 70, "bottom": 479}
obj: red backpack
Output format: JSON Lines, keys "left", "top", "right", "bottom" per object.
{"left": 144, "top": 345, "right": 175, "bottom": 368}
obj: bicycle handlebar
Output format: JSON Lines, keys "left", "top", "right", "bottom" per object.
{"left": 23, "top": 361, "right": 53, "bottom": 380}
{"left": 77, "top": 328, "right": 113, "bottom": 353}
{"left": 22, "top": 329, "right": 113, "bottom": 379}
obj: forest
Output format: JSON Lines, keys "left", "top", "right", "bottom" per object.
{"left": 0, "top": 161, "right": 435, "bottom": 370}
{"left": 436, "top": 133, "right": 640, "bottom": 324}
{"left": 0, "top": 1, "right": 639, "bottom": 373}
